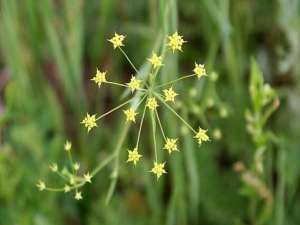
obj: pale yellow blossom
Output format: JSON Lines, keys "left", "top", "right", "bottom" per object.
{"left": 163, "top": 87, "right": 178, "bottom": 103}
{"left": 194, "top": 127, "right": 209, "bottom": 144}
{"left": 81, "top": 113, "right": 97, "bottom": 132}
{"left": 123, "top": 108, "right": 138, "bottom": 123}
{"left": 127, "top": 148, "right": 142, "bottom": 166}
{"left": 91, "top": 69, "right": 107, "bottom": 87}
{"left": 147, "top": 97, "right": 158, "bottom": 110}
{"left": 150, "top": 162, "right": 167, "bottom": 180}
{"left": 167, "top": 32, "right": 186, "bottom": 52}
{"left": 109, "top": 33, "right": 125, "bottom": 49}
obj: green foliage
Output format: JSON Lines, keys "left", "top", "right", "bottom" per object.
{"left": 1, "top": 0, "right": 300, "bottom": 225}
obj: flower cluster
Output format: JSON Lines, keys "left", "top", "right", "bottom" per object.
{"left": 38, "top": 31, "right": 210, "bottom": 200}
{"left": 37, "top": 141, "right": 93, "bottom": 200}
{"left": 82, "top": 32, "right": 209, "bottom": 180}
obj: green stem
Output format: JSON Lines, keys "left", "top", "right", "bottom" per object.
{"left": 151, "top": 110, "right": 158, "bottom": 162}
{"left": 155, "top": 93, "right": 196, "bottom": 134}
{"left": 155, "top": 109, "right": 167, "bottom": 141}
{"left": 154, "top": 74, "right": 195, "bottom": 89}
{"left": 136, "top": 103, "right": 147, "bottom": 148}
{"left": 96, "top": 99, "right": 132, "bottom": 120}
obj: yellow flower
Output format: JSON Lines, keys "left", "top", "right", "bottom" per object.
{"left": 91, "top": 69, "right": 106, "bottom": 87}
{"left": 163, "top": 138, "right": 178, "bottom": 154}
{"left": 84, "top": 172, "right": 92, "bottom": 183}
{"left": 64, "top": 185, "right": 71, "bottom": 193}
{"left": 75, "top": 191, "right": 82, "bottom": 200}
{"left": 127, "top": 76, "right": 142, "bottom": 92}
{"left": 148, "top": 52, "right": 163, "bottom": 69}
{"left": 150, "top": 162, "right": 167, "bottom": 180}
{"left": 64, "top": 140, "right": 71, "bottom": 151}
{"left": 37, "top": 180, "right": 46, "bottom": 191}
{"left": 163, "top": 87, "right": 178, "bottom": 103}
{"left": 194, "top": 127, "right": 209, "bottom": 144}
{"left": 108, "top": 33, "right": 125, "bottom": 49}
{"left": 81, "top": 113, "right": 97, "bottom": 132}
{"left": 127, "top": 148, "right": 142, "bottom": 166}
{"left": 123, "top": 108, "right": 138, "bottom": 123}
{"left": 147, "top": 97, "right": 159, "bottom": 110}
{"left": 193, "top": 63, "right": 206, "bottom": 79}
{"left": 167, "top": 32, "right": 186, "bottom": 53}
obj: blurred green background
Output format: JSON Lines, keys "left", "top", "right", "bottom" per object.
{"left": 1, "top": 0, "right": 300, "bottom": 224}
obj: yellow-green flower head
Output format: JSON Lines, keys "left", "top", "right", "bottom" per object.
{"left": 64, "top": 140, "right": 72, "bottom": 151}
{"left": 123, "top": 108, "right": 138, "bottom": 123}
{"left": 84, "top": 172, "right": 92, "bottom": 183}
{"left": 194, "top": 127, "right": 209, "bottom": 144}
{"left": 127, "top": 76, "right": 142, "bottom": 92}
{"left": 163, "top": 138, "right": 178, "bottom": 154}
{"left": 69, "top": 176, "right": 75, "bottom": 185}
{"left": 167, "top": 32, "right": 186, "bottom": 53}
{"left": 75, "top": 191, "right": 82, "bottom": 200}
{"left": 109, "top": 33, "right": 125, "bottom": 49}
{"left": 81, "top": 113, "right": 97, "bottom": 132}
{"left": 64, "top": 185, "right": 71, "bottom": 193}
{"left": 150, "top": 162, "right": 167, "bottom": 180}
{"left": 91, "top": 69, "right": 107, "bottom": 87}
{"left": 73, "top": 163, "right": 80, "bottom": 171}
{"left": 163, "top": 87, "right": 178, "bottom": 103}
{"left": 49, "top": 163, "right": 58, "bottom": 172}
{"left": 193, "top": 63, "right": 206, "bottom": 79}
{"left": 37, "top": 180, "right": 46, "bottom": 191}
{"left": 127, "top": 147, "right": 142, "bottom": 166}
{"left": 148, "top": 52, "right": 163, "bottom": 69}
{"left": 147, "top": 97, "right": 159, "bottom": 110}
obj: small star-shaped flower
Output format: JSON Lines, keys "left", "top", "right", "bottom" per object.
{"left": 194, "top": 127, "right": 209, "bottom": 144}
{"left": 127, "top": 147, "right": 142, "bottom": 166}
{"left": 163, "top": 87, "right": 178, "bottom": 103}
{"left": 108, "top": 33, "right": 125, "bottom": 49}
{"left": 64, "top": 140, "right": 71, "bottom": 151}
{"left": 123, "top": 108, "right": 138, "bottom": 123}
{"left": 75, "top": 191, "right": 82, "bottom": 200}
{"left": 64, "top": 185, "right": 71, "bottom": 193}
{"left": 147, "top": 97, "right": 159, "bottom": 110}
{"left": 84, "top": 172, "right": 92, "bottom": 183}
{"left": 163, "top": 138, "right": 179, "bottom": 154}
{"left": 127, "top": 76, "right": 142, "bottom": 92}
{"left": 81, "top": 113, "right": 97, "bottom": 132}
{"left": 91, "top": 69, "right": 107, "bottom": 87}
{"left": 37, "top": 180, "right": 46, "bottom": 191}
{"left": 193, "top": 63, "right": 206, "bottom": 79}
{"left": 148, "top": 52, "right": 163, "bottom": 69}
{"left": 167, "top": 32, "right": 186, "bottom": 53}
{"left": 150, "top": 162, "right": 167, "bottom": 180}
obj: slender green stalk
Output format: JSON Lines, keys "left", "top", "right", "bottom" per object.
{"left": 155, "top": 93, "right": 196, "bottom": 134}
{"left": 155, "top": 109, "right": 167, "bottom": 141}
{"left": 151, "top": 110, "right": 158, "bottom": 161}
{"left": 96, "top": 99, "right": 132, "bottom": 120}
{"left": 154, "top": 74, "right": 195, "bottom": 89}
{"left": 118, "top": 46, "right": 149, "bottom": 88}
{"left": 91, "top": 153, "right": 117, "bottom": 177}
{"left": 45, "top": 181, "right": 85, "bottom": 192}
{"left": 105, "top": 81, "right": 146, "bottom": 91}
{"left": 136, "top": 103, "right": 147, "bottom": 147}
{"left": 119, "top": 47, "right": 139, "bottom": 74}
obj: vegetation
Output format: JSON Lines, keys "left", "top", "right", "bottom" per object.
{"left": 0, "top": 0, "right": 300, "bottom": 224}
